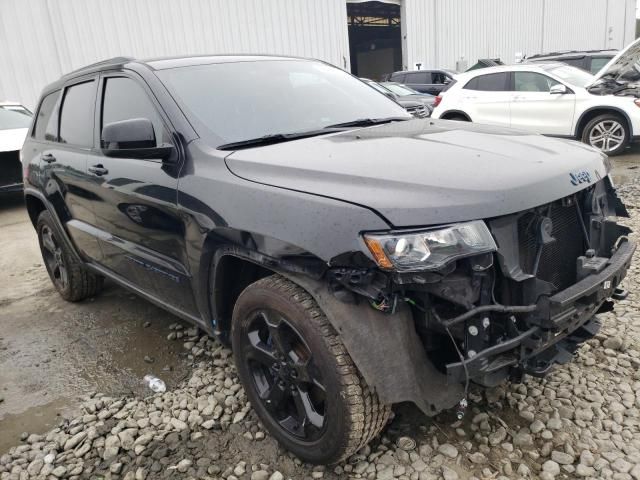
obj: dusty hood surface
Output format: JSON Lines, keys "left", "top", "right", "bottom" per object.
{"left": 225, "top": 119, "right": 609, "bottom": 227}
{"left": 0, "top": 128, "right": 28, "bottom": 152}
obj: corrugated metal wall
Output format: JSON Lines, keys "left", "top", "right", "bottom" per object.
{"left": 1, "top": 0, "right": 636, "bottom": 109}
{"left": 403, "top": 0, "right": 635, "bottom": 71}
{"left": 0, "top": 0, "right": 350, "bottom": 109}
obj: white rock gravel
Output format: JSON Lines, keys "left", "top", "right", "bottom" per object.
{"left": 1, "top": 182, "right": 640, "bottom": 479}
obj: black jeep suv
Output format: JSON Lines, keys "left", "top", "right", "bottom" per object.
{"left": 23, "top": 55, "right": 635, "bottom": 464}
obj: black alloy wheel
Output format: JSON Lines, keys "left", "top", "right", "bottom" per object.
{"left": 242, "top": 308, "right": 326, "bottom": 441}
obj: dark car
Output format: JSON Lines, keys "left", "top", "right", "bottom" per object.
{"left": 23, "top": 55, "right": 635, "bottom": 464}
{"left": 526, "top": 49, "right": 616, "bottom": 74}
{"left": 0, "top": 102, "right": 32, "bottom": 193}
{"left": 387, "top": 69, "right": 455, "bottom": 95}
{"left": 361, "top": 79, "right": 432, "bottom": 118}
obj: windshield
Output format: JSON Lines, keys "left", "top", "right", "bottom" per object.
{"left": 383, "top": 83, "right": 421, "bottom": 96}
{"left": 0, "top": 106, "right": 32, "bottom": 130}
{"left": 541, "top": 64, "right": 594, "bottom": 87}
{"left": 157, "top": 59, "right": 410, "bottom": 146}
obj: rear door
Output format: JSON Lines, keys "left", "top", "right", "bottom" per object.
{"left": 86, "top": 73, "right": 197, "bottom": 315}
{"left": 459, "top": 72, "right": 511, "bottom": 127}
{"left": 403, "top": 72, "right": 432, "bottom": 93}
{"left": 509, "top": 71, "right": 575, "bottom": 135}
{"left": 37, "top": 79, "right": 104, "bottom": 261}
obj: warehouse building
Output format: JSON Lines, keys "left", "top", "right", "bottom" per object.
{"left": 1, "top": 0, "right": 636, "bottom": 109}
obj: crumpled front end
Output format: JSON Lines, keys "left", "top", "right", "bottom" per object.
{"left": 399, "top": 176, "right": 635, "bottom": 389}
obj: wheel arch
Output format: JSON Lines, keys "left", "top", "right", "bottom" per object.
{"left": 575, "top": 106, "right": 633, "bottom": 138}
{"left": 440, "top": 110, "right": 472, "bottom": 121}
{"left": 25, "top": 192, "right": 46, "bottom": 227}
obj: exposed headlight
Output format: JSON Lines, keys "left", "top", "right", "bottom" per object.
{"left": 363, "top": 220, "right": 497, "bottom": 271}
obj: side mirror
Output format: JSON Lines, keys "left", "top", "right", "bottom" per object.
{"left": 550, "top": 84, "right": 568, "bottom": 95}
{"left": 101, "top": 118, "right": 174, "bottom": 161}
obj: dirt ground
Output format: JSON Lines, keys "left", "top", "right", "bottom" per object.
{"left": 1, "top": 142, "right": 640, "bottom": 458}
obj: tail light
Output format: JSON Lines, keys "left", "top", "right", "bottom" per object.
{"left": 434, "top": 95, "right": 442, "bottom": 107}
{"left": 634, "top": 99, "right": 640, "bottom": 108}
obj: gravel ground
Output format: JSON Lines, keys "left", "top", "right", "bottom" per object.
{"left": 2, "top": 174, "right": 640, "bottom": 480}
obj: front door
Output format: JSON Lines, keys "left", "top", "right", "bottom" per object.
{"left": 87, "top": 74, "right": 198, "bottom": 316}
{"left": 509, "top": 72, "right": 575, "bottom": 135}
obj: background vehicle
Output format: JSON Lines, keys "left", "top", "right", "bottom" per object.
{"left": 362, "top": 79, "right": 433, "bottom": 118}
{"left": 1, "top": 102, "right": 32, "bottom": 193}
{"left": 526, "top": 49, "right": 617, "bottom": 74}
{"left": 23, "top": 55, "right": 634, "bottom": 464}
{"left": 431, "top": 59, "right": 640, "bottom": 156}
{"left": 386, "top": 69, "right": 455, "bottom": 95}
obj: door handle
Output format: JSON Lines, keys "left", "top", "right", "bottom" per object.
{"left": 88, "top": 164, "right": 109, "bottom": 176}
{"left": 41, "top": 153, "right": 56, "bottom": 164}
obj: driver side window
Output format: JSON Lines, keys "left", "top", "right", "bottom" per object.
{"left": 514, "top": 72, "right": 559, "bottom": 92}
{"left": 101, "top": 77, "right": 169, "bottom": 147}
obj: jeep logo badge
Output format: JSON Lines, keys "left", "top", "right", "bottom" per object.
{"left": 570, "top": 171, "right": 591, "bottom": 186}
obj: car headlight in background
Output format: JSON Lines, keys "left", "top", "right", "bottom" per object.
{"left": 363, "top": 220, "right": 497, "bottom": 271}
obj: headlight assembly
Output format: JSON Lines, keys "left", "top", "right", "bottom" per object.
{"left": 363, "top": 220, "right": 497, "bottom": 271}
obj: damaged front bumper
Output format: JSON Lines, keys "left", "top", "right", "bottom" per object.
{"left": 446, "top": 239, "right": 636, "bottom": 386}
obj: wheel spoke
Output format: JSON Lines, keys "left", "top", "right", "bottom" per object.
{"left": 293, "top": 388, "right": 324, "bottom": 432}
{"left": 246, "top": 331, "right": 278, "bottom": 368}
{"left": 262, "top": 311, "right": 292, "bottom": 357}
{"left": 42, "top": 230, "right": 56, "bottom": 253}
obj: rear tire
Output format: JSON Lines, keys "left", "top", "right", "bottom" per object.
{"left": 581, "top": 113, "right": 628, "bottom": 156}
{"left": 37, "top": 210, "right": 104, "bottom": 302}
{"left": 231, "top": 274, "right": 391, "bottom": 464}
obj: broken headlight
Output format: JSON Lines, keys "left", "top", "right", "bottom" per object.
{"left": 363, "top": 220, "right": 497, "bottom": 271}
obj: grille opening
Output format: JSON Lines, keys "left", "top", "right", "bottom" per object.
{"left": 518, "top": 202, "right": 585, "bottom": 292}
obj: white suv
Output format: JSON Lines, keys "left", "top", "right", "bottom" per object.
{"left": 432, "top": 40, "right": 640, "bottom": 156}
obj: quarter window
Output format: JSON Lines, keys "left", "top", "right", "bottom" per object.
{"left": 514, "top": 72, "right": 559, "bottom": 92}
{"left": 101, "top": 77, "right": 166, "bottom": 146}
{"left": 59, "top": 81, "right": 96, "bottom": 147}
{"left": 34, "top": 91, "right": 60, "bottom": 142}
{"left": 464, "top": 73, "right": 509, "bottom": 91}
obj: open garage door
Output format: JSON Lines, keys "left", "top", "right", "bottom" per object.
{"left": 347, "top": 0, "right": 402, "bottom": 80}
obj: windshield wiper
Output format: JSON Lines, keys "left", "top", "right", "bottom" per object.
{"left": 323, "top": 117, "right": 410, "bottom": 129}
{"left": 218, "top": 129, "right": 336, "bottom": 150}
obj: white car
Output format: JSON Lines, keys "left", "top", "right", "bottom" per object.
{"left": 432, "top": 38, "right": 640, "bottom": 156}
{"left": 0, "top": 101, "right": 32, "bottom": 193}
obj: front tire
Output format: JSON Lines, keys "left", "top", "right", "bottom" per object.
{"left": 231, "top": 275, "right": 391, "bottom": 464}
{"left": 37, "top": 210, "right": 104, "bottom": 302}
{"left": 581, "top": 114, "right": 628, "bottom": 156}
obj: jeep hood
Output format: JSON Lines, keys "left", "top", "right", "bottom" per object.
{"left": 224, "top": 119, "right": 609, "bottom": 227}
{"left": 589, "top": 37, "right": 640, "bottom": 89}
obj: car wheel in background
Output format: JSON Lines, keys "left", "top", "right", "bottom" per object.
{"left": 581, "top": 114, "right": 628, "bottom": 156}
{"left": 231, "top": 274, "right": 391, "bottom": 464}
{"left": 36, "top": 210, "right": 104, "bottom": 301}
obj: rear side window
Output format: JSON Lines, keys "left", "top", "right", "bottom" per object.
{"left": 33, "top": 92, "right": 60, "bottom": 141}
{"left": 590, "top": 57, "right": 611, "bottom": 74}
{"left": 59, "top": 81, "right": 96, "bottom": 147}
{"left": 405, "top": 72, "right": 430, "bottom": 83}
{"left": 101, "top": 77, "right": 167, "bottom": 146}
{"left": 432, "top": 72, "right": 448, "bottom": 84}
{"left": 390, "top": 73, "right": 406, "bottom": 83}
{"left": 464, "top": 73, "right": 509, "bottom": 91}
{"left": 561, "top": 57, "right": 585, "bottom": 69}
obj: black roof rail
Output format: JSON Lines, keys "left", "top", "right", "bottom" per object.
{"left": 62, "top": 56, "right": 135, "bottom": 78}
{"left": 528, "top": 48, "right": 616, "bottom": 60}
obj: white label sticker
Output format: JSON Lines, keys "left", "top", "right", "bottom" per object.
{"left": 604, "top": 280, "right": 612, "bottom": 290}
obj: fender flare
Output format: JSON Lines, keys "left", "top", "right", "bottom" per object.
{"left": 23, "top": 187, "right": 83, "bottom": 263}
{"left": 574, "top": 106, "right": 634, "bottom": 138}
{"left": 279, "top": 271, "right": 464, "bottom": 416}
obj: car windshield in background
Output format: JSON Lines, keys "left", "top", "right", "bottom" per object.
{"left": 541, "top": 64, "right": 594, "bottom": 87}
{"left": 0, "top": 107, "right": 32, "bottom": 130}
{"left": 157, "top": 59, "right": 411, "bottom": 146}
{"left": 383, "top": 83, "right": 421, "bottom": 96}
